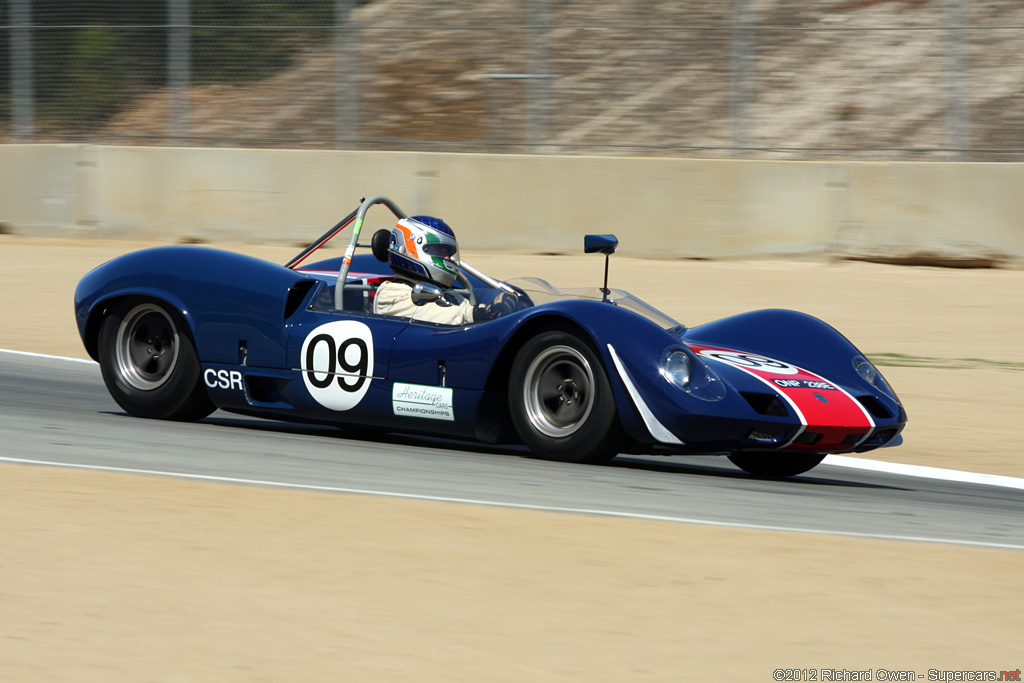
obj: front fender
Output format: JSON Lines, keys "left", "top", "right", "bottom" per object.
{"left": 683, "top": 309, "right": 893, "bottom": 399}
{"left": 489, "top": 299, "right": 689, "bottom": 445}
{"left": 684, "top": 309, "right": 860, "bottom": 372}
{"left": 683, "top": 308, "right": 906, "bottom": 442}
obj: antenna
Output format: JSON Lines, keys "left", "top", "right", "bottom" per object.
{"left": 601, "top": 252, "right": 611, "bottom": 300}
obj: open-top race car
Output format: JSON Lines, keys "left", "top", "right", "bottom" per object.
{"left": 75, "top": 195, "right": 906, "bottom": 478}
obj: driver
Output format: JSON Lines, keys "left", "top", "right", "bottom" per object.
{"left": 373, "top": 215, "right": 522, "bottom": 324}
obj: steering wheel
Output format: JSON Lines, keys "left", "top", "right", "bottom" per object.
{"left": 454, "top": 271, "right": 477, "bottom": 307}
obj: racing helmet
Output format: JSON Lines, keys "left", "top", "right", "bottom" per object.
{"left": 387, "top": 215, "right": 460, "bottom": 287}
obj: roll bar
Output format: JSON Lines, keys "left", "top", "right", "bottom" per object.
{"left": 334, "top": 195, "right": 408, "bottom": 309}
{"left": 284, "top": 208, "right": 359, "bottom": 270}
{"left": 454, "top": 259, "right": 515, "bottom": 294}
{"left": 286, "top": 195, "right": 513, "bottom": 310}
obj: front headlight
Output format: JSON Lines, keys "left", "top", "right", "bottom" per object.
{"left": 853, "top": 355, "right": 897, "bottom": 400}
{"left": 661, "top": 350, "right": 691, "bottom": 389}
{"left": 661, "top": 348, "right": 726, "bottom": 401}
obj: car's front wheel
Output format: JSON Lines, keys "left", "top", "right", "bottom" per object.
{"left": 508, "top": 329, "right": 621, "bottom": 463}
{"left": 98, "top": 300, "right": 215, "bottom": 421}
{"left": 727, "top": 452, "right": 826, "bottom": 478}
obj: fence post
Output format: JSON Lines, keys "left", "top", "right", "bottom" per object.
{"left": 10, "top": 0, "right": 34, "bottom": 140}
{"left": 730, "top": 0, "right": 754, "bottom": 158}
{"left": 168, "top": 0, "right": 191, "bottom": 144}
{"left": 944, "top": 0, "right": 970, "bottom": 159}
{"left": 335, "top": 0, "right": 359, "bottom": 149}
{"left": 527, "top": 0, "right": 550, "bottom": 152}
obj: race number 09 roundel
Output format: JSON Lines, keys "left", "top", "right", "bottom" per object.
{"left": 695, "top": 349, "right": 800, "bottom": 375}
{"left": 300, "top": 320, "right": 374, "bottom": 411}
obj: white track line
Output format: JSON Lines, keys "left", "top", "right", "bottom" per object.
{"left": 1, "top": 456, "right": 1021, "bottom": 550}
{"left": 0, "top": 348, "right": 95, "bottom": 364}
{"left": 824, "top": 454, "right": 1024, "bottom": 491}
{"left": 4, "top": 347, "right": 1024, "bottom": 492}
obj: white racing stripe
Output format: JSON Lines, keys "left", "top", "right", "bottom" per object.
{"left": 1, "top": 455, "right": 1021, "bottom": 551}
{"left": 3, "top": 347, "right": 1024, "bottom": 493}
{"left": 606, "top": 344, "right": 683, "bottom": 445}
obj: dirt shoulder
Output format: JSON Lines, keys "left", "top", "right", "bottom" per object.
{"left": 2, "top": 463, "right": 1021, "bottom": 682}
{"left": 1, "top": 237, "right": 1021, "bottom": 681}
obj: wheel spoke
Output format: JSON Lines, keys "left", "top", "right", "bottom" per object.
{"left": 128, "top": 336, "right": 150, "bottom": 363}
{"left": 538, "top": 377, "right": 563, "bottom": 402}
{"left": 550, "top": 402, "right": 579, "bottom": 425}
{"left": 563, "top": 365, "right": 588, "bottom": 391}
{"left": 139, "top": 357, "right": 159, "bottom": 378}
{"left": 153, "top": 348, "right": 174, "bottom": 376}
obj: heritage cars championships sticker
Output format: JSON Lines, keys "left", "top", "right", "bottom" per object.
{"left": 392, "top": 383, "right": 454, "bottom": 421}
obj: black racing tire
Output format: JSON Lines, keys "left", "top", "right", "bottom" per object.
{"left": 727, "top": 452, "right": 826, "bottom": 478}
{"left": 508, "top": 329, "right": 622, "bottom": 464}
{"left": 97, "top": 300, "right": 215, "bottom": 421}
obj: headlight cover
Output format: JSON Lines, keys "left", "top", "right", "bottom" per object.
{"left": 661, "top": 348, "right": 726, "bottom": 401}
{"left": 852, "top": 355, "right": 897, "bottom": 400}
{"left": 662, "top": 349, "right": 691, "bottom": 387}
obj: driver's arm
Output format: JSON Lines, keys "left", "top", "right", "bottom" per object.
{"left": 473, "top": 291, "right": 523, "bottom": 322}
{"left": 376, "top": 281, "right": 476, "bottom": 324}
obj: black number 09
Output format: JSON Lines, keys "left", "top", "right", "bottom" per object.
{"left": 712, "top": 352, "right": 789, "bottom": 370}
{"left": 305, "top": 334, "right": 368, "bottom": 392}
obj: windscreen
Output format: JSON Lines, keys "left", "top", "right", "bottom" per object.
{"left": 505, "top": 277, "right": 685, "bottom": 332}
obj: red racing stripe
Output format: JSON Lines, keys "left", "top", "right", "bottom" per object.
{"left": 686, "top": 343, "right": 874, "bottom": 451}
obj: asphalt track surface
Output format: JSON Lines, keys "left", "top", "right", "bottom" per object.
{"left": 2, "top": 352, "right": 1022, "bottom": 550}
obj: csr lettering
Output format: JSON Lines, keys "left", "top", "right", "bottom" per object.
{"left": 204, "top": 369, "right": 243, "bottom": 390}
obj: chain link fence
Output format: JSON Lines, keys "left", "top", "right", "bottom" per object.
{"left": 3, "top": 0, "right": 1022, "bottom": 160}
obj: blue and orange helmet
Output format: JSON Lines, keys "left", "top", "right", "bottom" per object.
{"left": 387, "top": 215, "right": 460, "bottom": 287}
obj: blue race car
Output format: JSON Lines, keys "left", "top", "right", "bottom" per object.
{"left": 74, "top": 195, "right": 906, "bottom": 478}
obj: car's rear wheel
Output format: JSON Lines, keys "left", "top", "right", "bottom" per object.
{"left": 509, "top": 329, "right": 621, "bottom": 463}
{"left": 728, "top": 452, "right": 826, "bottom": 478}
{"left": 98, "top": 300, "right": 215, "bottom": 421}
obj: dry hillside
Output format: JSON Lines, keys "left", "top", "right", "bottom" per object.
{"left": 19, "top": 1, "right": 1024, "bottom": 159}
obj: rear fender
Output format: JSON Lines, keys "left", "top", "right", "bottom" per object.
{"left": 75, "top": 246, "right": 311, "bottom": 368}
{"left": 79, "top": 288, "right": 196, "bottom": 362}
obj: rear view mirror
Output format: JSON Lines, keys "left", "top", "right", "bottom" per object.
{"left": 410, "top": 282, "right": 445, "bottom": 306}
{"left": 584, "top": 234, "right": 618, "bottom": 255}
{"left": 584, "top": 234, "right": 619, "bottom": 302}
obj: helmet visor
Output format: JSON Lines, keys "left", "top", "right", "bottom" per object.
{"left": 421, "top": 242, "right": 457, "bottom": 259}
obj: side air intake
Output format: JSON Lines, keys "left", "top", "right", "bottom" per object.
{"left": 284, "top": 280, "right": 317, "bottom": 320}
{"left": 856, "top": 395, "right": 892, "bottom": 420}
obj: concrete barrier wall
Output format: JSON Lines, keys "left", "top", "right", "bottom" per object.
{"left": 2, "top": 144, "right": 1022, "bottom": 263}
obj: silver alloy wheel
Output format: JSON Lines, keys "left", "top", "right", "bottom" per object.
{"left": 115, "top": 303, "right": 180, "bottom": 391}
{"left": 522, "top": 344, "right": 596, "bottom": 438}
